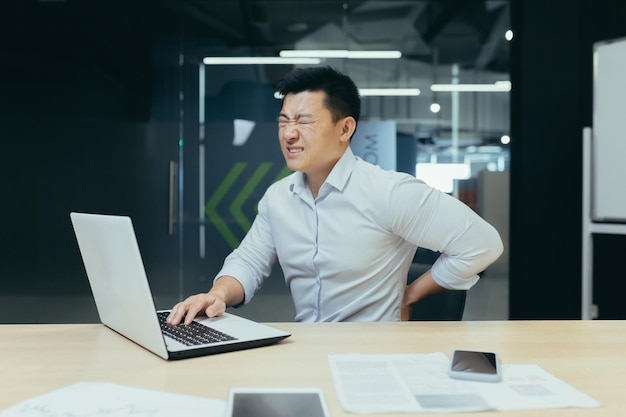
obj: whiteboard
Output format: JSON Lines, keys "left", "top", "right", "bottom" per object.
{"left": 592, "top": 37, "right": 626, "bottom": 222}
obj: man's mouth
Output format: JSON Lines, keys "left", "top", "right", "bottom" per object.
{"left": 287, "top": 147, "right": 303, "bottom": 154}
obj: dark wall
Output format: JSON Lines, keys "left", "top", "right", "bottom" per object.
{"left": 509, "top": 0, "right": 626, "bottom": 319}
{"left": 1, "top": 1, "right": 180, "bottom": 298}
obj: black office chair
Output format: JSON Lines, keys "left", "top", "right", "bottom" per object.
{"left": 406, "top": 262, "right": 467, "bottom": 321}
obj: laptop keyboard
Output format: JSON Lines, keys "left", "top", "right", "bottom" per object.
{"left": 157, "top": 312, "right": 238, "bottom": 346}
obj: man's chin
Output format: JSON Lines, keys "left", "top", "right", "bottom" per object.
{"left": 284, "top": 159, "right": 301, "bottom": 172}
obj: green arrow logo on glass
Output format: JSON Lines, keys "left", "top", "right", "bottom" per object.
{"left": 205, "top": 162, "right": 291, "bottom": 248}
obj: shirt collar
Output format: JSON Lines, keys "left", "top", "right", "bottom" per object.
{"left": 324, "top": 146, "right": 355, "bottom": 192}
{"left": 289, "top": 147, "right": 356, "bottom": 195}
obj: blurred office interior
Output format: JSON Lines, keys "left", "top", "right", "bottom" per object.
{"left": 2, "top": 1, "right": 626, "bottom": 323}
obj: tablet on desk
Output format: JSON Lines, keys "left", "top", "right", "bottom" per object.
{"left": 226, "top": 387, "right": 331, "bottom": 417}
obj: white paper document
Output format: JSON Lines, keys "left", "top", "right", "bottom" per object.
{"left": 328, "top": 353, "right": 601, "bottom": 414}
{"left": 0, "top": 381, "right": 225, "bottom": 417}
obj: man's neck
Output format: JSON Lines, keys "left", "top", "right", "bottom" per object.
{"left": 304, "top": 146, "right": 349, "bottom": 198}
{"left": 304, "top": 172, "right": 326, "bottom": 199}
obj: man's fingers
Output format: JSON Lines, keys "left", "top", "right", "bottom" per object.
{"left": 166, "top": 297, "right": 201, "bottom": 326}
{"left": 166, "top": 293, "right": 225, "bottom": 325}
{"left": 166, "top": 302, "right": 191, "bottom": 325}
{"left": 205, "top": 302, "right": 224, "bottom": 318}
{"left": 183, "top": 301, "right": 206, "bottom": 326}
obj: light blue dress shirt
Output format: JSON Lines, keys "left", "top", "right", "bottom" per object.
{"left": 216, "top": 147, "right": 503, "bottom": 322}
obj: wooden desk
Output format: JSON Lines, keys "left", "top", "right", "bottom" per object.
{"left": 1, "top": 321, "right": 624, "bottom": 416}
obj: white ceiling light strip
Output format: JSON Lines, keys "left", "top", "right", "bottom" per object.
{"left": 274, "top": 88, "right": 421, "bottom": 99}
{"left": 203, "top": 57, "right": 320, "bottom": 65}
{"left": 431, "top": 81, "right": 511, "bottom": 92}
{"left": 279, "top": 50, "right": 402, "bottom": 59}
{"left": 359, "top": 88, "right": 421, "bottom": 96}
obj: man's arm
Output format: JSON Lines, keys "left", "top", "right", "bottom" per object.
{"left": 401, "top": 269, "right": 446, "bottom": 321}
{"left": 166, "top": 276, "right": 245, "bottom": 326}
{"left": 392, "top": 179, "right": 503, "bottom": 289}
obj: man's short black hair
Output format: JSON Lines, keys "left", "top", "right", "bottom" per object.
{"left": 276, "top": 66, "right": 361, "bottom": 124}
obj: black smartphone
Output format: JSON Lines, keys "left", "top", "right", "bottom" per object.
{"left": 448, "top": 350, "right": 502, "bottom": 382}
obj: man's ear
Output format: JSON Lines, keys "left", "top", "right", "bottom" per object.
{"left": 340, "top": 116, "right": 357, "bottom": 143}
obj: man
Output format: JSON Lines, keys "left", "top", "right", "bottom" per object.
{"left": 167, "top": 66, "right": 503, "bottom": 324}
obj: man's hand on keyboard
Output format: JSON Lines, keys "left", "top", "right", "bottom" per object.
{"left": 166, "top": 292, "right": 226, "bottom": 326}
{"left": 167, "top": 276, "right": 245, "bottom": 326}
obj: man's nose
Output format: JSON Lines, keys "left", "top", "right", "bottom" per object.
{"left": 281, "top": 124, "right": 298, "bottom": 140}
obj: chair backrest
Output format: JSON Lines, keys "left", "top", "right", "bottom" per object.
{"left": 407, "top": 263, "right": 467, "bottom": 321}
{"left": 409, "top": 289, "right": 467, "bottom": 321}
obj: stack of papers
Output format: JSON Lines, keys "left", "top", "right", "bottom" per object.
{"left": 328, "top": 352, "right": 601, "bottom": 413}
{"left": 0, "top": 382, "right": 225, "bottom": 417}
{"left": 1, "top": 354, "right": 602, "bottom": 416}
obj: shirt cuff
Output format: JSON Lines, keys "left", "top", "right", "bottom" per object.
{"left": 213, "top": 264, "right": 257, "bottom": 305}
{"left": 431, "top": 260, "right": 480, "bottom": 290}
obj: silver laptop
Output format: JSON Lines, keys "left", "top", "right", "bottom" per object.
{"left": 70, "top": 212, "right": 290, "bottom": 360}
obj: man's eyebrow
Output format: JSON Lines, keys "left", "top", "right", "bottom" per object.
{"left": 278, "top": 112, "right": 313, "bottom": 119}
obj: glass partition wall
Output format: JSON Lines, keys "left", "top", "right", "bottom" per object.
{"left": 170, "top": 1, "right": 511, "bottom": 321}
{"left": 2, "top": 1, "right": 509, "bottom": 324}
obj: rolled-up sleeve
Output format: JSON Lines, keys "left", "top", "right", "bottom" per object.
{"left": 390, "top": 178, "right": 504, "bottom": 290}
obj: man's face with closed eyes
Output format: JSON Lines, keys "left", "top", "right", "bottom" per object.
{"left": 278, "top": 90, "right": 353, "bottom": 187}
